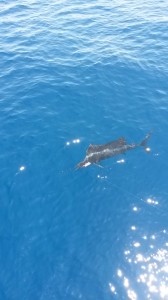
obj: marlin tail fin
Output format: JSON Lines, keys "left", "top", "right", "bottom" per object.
{"left": 140, "top": 132, "right": 152, "bottom": 151}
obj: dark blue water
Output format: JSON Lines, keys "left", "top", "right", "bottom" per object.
{"left": 0, "top": 1, "right": 168, "bottom": 299}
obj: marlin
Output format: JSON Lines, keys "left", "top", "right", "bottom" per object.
{"left": 76, "top": 132, "right": 151, "bottom": 169}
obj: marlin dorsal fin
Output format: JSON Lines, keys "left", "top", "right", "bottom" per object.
{"left": 86, "top": 137, "right": 126, "bottom": 156}
{"left": 86, "top": 144, "right": 97, "bottom": 155}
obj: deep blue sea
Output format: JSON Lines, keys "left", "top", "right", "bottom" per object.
{"left": 0, "top": 1, "right": 168, "bottom": 299}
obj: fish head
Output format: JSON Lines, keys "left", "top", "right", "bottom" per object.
{"left": 75, "top": 160, "right": 91, "bottom": 169}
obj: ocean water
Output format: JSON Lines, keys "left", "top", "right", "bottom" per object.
{"left": 0, "top": 0, "right": 168, "bottom": 299}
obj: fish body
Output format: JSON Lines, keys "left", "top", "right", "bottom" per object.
{"left": 76, "top": 133, "right": 151, "bottom": 169}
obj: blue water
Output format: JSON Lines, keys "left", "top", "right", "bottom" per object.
{"left": 0, "top": 1, "right": 168, "bottom": 299}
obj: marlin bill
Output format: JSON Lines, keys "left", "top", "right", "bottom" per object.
{"left": 76, "top": 132, "right": 151, "bottom": 169}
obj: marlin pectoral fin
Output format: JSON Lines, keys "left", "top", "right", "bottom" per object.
{"left": 94, "top": 163, "right": 104, "bottom": 168}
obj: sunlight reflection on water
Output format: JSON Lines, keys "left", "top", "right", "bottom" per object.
{"left": 109, "top": 197, "right": 168, "bottom": 300}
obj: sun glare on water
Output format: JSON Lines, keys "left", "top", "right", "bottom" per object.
{"left": 109, "top": 197, "right": 168, "bottom": 300}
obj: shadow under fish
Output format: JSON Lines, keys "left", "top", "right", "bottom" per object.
{"left": 76, "top": 132, "right": 151, "bottom": 169}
